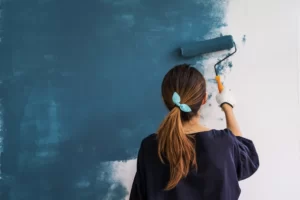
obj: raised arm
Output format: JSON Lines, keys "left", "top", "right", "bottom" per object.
{"left": 216, "top": 88, "right": 242, "bottom": 136}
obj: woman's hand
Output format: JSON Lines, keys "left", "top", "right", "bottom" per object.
{"left": 216, "top": 88, "right": 236, "bottom": 109}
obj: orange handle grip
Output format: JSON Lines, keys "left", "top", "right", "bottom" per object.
{"left": 215, "top": 75, "right": 224, "bottom": 93}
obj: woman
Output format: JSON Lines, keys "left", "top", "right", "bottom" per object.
{"left": 129, "top": 64, "right": 259, "bottom": 200}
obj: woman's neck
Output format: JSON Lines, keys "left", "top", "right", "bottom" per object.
{"left": 182, "top": 117, "right": 210, "bottom": 134}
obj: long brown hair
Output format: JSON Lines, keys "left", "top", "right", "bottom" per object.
{"left": 157, "top": 64, "right": 207, "bottom": 190}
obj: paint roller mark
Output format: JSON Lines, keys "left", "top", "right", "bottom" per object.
{"left": 113, "top": 0, "right": 140, "bottom": 6}
{"left": 38, "top": 0, "right": 52, "bottom": 4}
{"left": 145, "top": 36, "right": 162, "bottom": 47}
{"left": 76, "top": 180, "right": 90, "bottom": 189}
{"left": 193, "top": 0, "right": 213, "bottom": 7}
{"left": 150, "top": 26, "right": 175, "bottom": 32}
{"left": 115, "top": 14, "right": 135, "bottom": 27}
{"left": 194, "top": 0, "right": 204, "bottom": 5}
{"left": 122, "top": 14, "right": 135, "bottom": 27}
{"left": 165, "top": 11, "right": 179, "bottom": 18}
{"left": 100, "top": 0, "right": 114, "bottom": 3}
{"left": 182, "top": 32, "right": 192, "bottom": 40}
{"left": 216, "top": 23, "right": 228, "bottom": 28}
{"left": 44, "top": 54, "right": 56, "bottom": 61}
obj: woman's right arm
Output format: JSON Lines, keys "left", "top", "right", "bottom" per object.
{"left": 222, "top": 104, "right": 242, "bottom": 137}
{"left": 216, "top": 88, "right": 242, "bottom": 136}
{"left": 216, "top": 88, "right": 259, "bottom": 180}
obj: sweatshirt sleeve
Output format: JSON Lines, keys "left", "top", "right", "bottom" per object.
{"left": 226, "top": 129, "right": 260, "bottom": 181}
{"left": 129, "top": 140, "right": 146, "bottom": 200}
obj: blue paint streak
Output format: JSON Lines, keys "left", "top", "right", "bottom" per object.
{"left": 215, "top": 60, "right": 233, "bottom": 75}
{"left": 0, "top": 0, "right": 228, "bottom": 198}
{"left": 208, "top": 93, "right": 213, "bottom": 100}
{"left": 242, "top": 35, "right": 246, "bottom": 43}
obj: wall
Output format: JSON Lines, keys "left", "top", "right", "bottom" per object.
{"left": 0, "top": 0, "right": 300, "bottom": 200}
{"left": 221, "top": 1, "right": 300, "bottom": 199}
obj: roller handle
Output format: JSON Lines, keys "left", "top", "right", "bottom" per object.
{"left": 215, "top": 75, "right": 224, "bottom": 93}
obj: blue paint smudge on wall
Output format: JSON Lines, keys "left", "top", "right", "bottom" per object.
{"left": 215, "top": 60, "right": 233, "bottom": 75}
{"left": 0, "top": 0, "right": 228, "bottom": 199}
{"left": 242, "top": 35, "right": 246, "bottom": 43}
{"left": 208, "top": 93, "right": 213, "bottom": 100}
{"left": 228, "top": 61, "right": 233, "bottom": 68}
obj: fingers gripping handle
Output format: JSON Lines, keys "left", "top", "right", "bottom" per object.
{"left": 215, "top": 75, "right": 224, "bottom": 93}
{"left": 215, "top": 84, "right": 236, "bottom": 108}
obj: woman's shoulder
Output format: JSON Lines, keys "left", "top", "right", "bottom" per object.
{"left": 139, "top": 129, "right": 244, "bottom": 149}
{"left": 140, "top": 129, "right": 235, "bottom": 140}
{"left": 210, "top": 128, "right": 236, "bottom": 138}
{"left": 194, "top": 129, "right": 238, "bottom": 146}
{"left": 191, "top": 128, "right": 233, "bottom": 138}
{"left": 140, "top": 129, "right": 235, "bottom": 143}
{"left": 207, "top": 129, "right": 256, "bottom": 149}
{"left": 140, "top": 133, "right": 157, "bottom": 147}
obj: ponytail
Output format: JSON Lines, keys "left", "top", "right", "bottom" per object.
{"left": 157, "top": 107, "right": 197, "bottom": 190}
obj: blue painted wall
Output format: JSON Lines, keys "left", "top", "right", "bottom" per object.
{"left": 0, "top": 0, "right": 226, "bottom": 199}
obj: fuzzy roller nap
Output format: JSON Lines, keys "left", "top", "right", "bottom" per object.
{"left": 180, "top": 35, "right": 237, "bottom": 92}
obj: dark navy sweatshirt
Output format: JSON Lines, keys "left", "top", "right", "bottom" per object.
{"left": 129, "top": 129, "right": 259, "bottom": 200}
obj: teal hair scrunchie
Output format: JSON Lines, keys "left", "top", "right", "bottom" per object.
{"left": 172, "top": 92, "right": 192, "bottom": 113}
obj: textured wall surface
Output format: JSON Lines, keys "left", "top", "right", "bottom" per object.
{"left": 0, "top": 0, "right": 229, "bottom": 199}
{"left": 0, "top": 0, "right": 300, "bottom": 200}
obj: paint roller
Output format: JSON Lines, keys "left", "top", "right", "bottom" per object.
{"left": 180, "top": 35, "right": 237, "bottom": 92}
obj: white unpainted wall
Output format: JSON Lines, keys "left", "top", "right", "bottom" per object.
{"left": 110, "top": 0, "right": 300, "bottom": 199}
{"left": 219, "top": 0, "right": 300, "bottom": 199}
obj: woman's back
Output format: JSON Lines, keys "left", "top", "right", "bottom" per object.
{"left": 129, "top": 64, "right": 259, "bottom": 200}
{"left": 130, "top": 129, "right": 259, "bottom": 200}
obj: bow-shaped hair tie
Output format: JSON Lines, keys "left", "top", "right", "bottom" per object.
{"left": 172, "top": 92, "right": 192, "bottom": 113}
